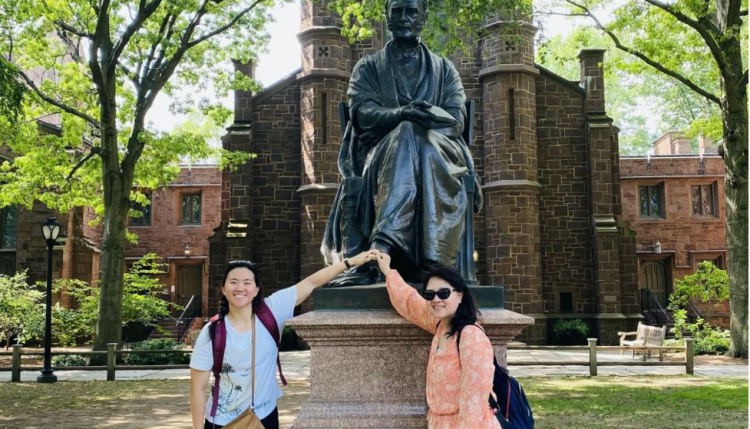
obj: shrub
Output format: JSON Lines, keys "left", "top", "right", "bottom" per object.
{"left": 52, "top": 354, "right": 89, "bottom": 367}
{"left": 552, "top": 319, "right": 589, "bottom": 345}
{"left": 124, "top": 338, "right": 190, "bottom": 365}
{"left": 670, "top": 310, "right": 730, "bottom": 355}
{"left": 694, "top": 326, "right": 730, "bottom": 355}
{"left": 0, "top": 271, "right": 44, "bottom": 349}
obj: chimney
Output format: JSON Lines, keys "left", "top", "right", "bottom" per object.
{"left": 578, "top": 49, "right": 606, "bottom": 114}
{"left": 232, "top": 59, "right": 255, "bottom": 124}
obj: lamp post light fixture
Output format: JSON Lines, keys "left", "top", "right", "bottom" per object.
{"left": 654, "top": 241, "right": 662, "bottom": 254}
{"left": 183, "top": 243, "right": 192, "bottom": 256}
{"left": 38, "top": 217, "right": 61, "bottom": 383}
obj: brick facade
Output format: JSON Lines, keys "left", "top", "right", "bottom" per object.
{"left": 620, "top": 154, "right": 728, "bottom": 328}
{"left": 5, "top": 164, "right": 222, "bottom": 318}
{"left": 208, "top": 1, "right": 641, "bottom": 345}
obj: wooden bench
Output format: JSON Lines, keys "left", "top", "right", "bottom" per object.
{"left": 618, "top": 322, "right": 667, "bottom": 361}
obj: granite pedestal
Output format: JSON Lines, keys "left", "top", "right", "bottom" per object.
{"left": 287, "top": 284, "right": 533, "bottom": 428}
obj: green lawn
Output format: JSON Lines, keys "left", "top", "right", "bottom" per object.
{"left": 0, "top": 376, "right": 746, "bottom": 428}
{"left": 523, "top": 377, "right": 748, "bottom": 429}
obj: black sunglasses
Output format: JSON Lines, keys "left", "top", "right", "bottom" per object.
{"left": 422, "top": 288, "right": 457, "bottom": 301}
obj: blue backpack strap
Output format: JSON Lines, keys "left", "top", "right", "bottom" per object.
{"left": 454, "top": 324, "right": 510, "bottom": 418}
{"left": 210, "top": 317, "right": 226, "bottom": 418}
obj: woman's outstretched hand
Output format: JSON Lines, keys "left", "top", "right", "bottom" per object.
{"left": 375, "top": 251, "right": 391, "bottom": 277}
{"left": 347, "top": 249, "right": 379, "bottom": 267}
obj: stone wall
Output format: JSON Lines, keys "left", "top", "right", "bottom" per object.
{"left": 249, "top": 82, "right": 302, "bottom": 298}
{"left": 535, "top": 72, "right": 593, "bottom": 314}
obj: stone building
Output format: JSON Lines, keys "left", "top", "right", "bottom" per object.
{"left": 209, "top": 1, "right": 640, "bottom": 345}
{"left": 620, "top": 133, "right": 728, "bottom": 328}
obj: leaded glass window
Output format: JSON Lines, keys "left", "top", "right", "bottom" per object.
{"left": 0, "top": 205, "right": 17, "bottom": 248}
{"left": 181, "top": 193, "right": 201, "bottom": 224}
{"left": 130, "top": 193, "right": 152, "bottom": 226}
{"left": 692, "top": 184, "right": 715, "bottom": 216}
{"left": 638, "top": 185, "right": 663, "bottom": 218}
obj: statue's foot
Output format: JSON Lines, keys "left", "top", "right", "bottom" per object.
{"left": 324, "top": 263, "right": 381, "bottom": 288}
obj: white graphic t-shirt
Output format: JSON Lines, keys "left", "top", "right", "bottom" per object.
{"left": 190, "top": 286, "right": 296, "bottom": 425}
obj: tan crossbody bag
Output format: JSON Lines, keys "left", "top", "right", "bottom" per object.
{"left": 222, "top": 317, "right": 265, "bottom": 429}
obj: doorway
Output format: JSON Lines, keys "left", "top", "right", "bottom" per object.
{"left": 640, "top": 260, "right": 669, "bottom": 309}
{"left": 175, "top": 264, "right": 202, "bottom": 317}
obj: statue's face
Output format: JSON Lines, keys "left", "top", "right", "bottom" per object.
{"left": 387, "top": 0, "right": 424, "bottom": 40}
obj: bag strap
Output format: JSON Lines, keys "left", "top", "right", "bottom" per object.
{"left": 210, "top": 317, "right": 226, "bottom": 418}
{"left": 251, "top": 315, "right": 256, "bottom": 407}
{"left": 256, "top": 302, "right": 287, "bottom": 386}
{"left": 449, "top": 322, "right": 508, "bottom": 418}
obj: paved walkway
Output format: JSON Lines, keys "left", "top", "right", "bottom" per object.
{"left": 2, "top": 350, "right": 746, "bottom": 382}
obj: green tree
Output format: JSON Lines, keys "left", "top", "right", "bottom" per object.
{"left": 669, "top": 261, "right": 730, "bottom": 322}
{"left": 553, "top": 0, "right": 747, "bottom": 358}
{"left": 0, "top": 0, "right": 278, "bottom": 359}
{"left": 0, "top": 271, "right": 44, "bottom": 350}
{"left": 668, "top": 262, "right": 731, "bottom": 354}
{"left": 536, "top": 26, "right": 720, "bottom": 155}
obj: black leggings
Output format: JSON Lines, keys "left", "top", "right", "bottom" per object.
{"left": 204, "top": 407, "right": 279, "bottom": 429}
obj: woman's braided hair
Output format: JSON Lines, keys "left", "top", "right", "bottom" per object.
{"left": 209, "top": 260, "right": 264, "bottom": 341}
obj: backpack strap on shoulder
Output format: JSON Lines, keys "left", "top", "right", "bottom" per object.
{"left": 255, "top": 301, "right": 287, "bottom": 386}
{"left": 210, "top": 317, "right": 226, "bottom": 418}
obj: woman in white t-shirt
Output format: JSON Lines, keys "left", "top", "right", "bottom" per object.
{"left": 190, "top": 251, "right": 377, "bottom": 429}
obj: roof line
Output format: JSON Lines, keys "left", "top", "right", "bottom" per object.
{"left": 253, "top": 67, "right": 303, "bottom": 106}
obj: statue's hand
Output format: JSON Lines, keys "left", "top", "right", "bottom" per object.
{"left": 400, "top": 100, "right": 433, "bottom": 125}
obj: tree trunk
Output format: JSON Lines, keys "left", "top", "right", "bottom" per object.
{"left": 90, "top": 80, "right": 131, "bottom": 363}
{"left": 720, "top": 40, "right": 748, "bottom": 359}
{"left": 90, "top": 198, "right": 128, "bottom": 360}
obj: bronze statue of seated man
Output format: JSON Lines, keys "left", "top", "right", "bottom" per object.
{"left": 322, "top": 0, "right": 482, "bottom": 286}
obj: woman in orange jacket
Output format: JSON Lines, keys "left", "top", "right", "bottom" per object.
{"left": 376, "top": 252, "right": 500, "bottom": 429}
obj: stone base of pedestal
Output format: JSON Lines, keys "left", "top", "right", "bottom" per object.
{"left": 287, "top": 309, "right": 533, "bottom": 428}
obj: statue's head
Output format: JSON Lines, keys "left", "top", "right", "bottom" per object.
{"left": 385, "top": 0, "right": 428, "bottom": 41}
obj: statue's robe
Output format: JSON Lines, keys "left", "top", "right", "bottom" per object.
{"left": 322, "top": 42, "right": 481, "bottom": 272}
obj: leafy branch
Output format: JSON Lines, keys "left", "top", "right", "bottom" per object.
{"left": 643, "top": 0, "right": 728, "bottom": 82}
{"left": 564, "top": 0, "right": 721, "bottom": 105}
{"left": 15, "top": 69, "right": 101, "bottom": 128}
{"left": 65, "top": 147, "right": 101, "bottom": 183}
{"left": 188, "top": 0, "right": 268, "bottom": 48}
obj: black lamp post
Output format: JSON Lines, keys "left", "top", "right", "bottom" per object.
{"left": 38, "top": 217, "right": 61, "bottom": 383}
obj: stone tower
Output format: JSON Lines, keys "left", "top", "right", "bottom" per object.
{"left": 479, "top": 18, "right": 546, "bottom": 343}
